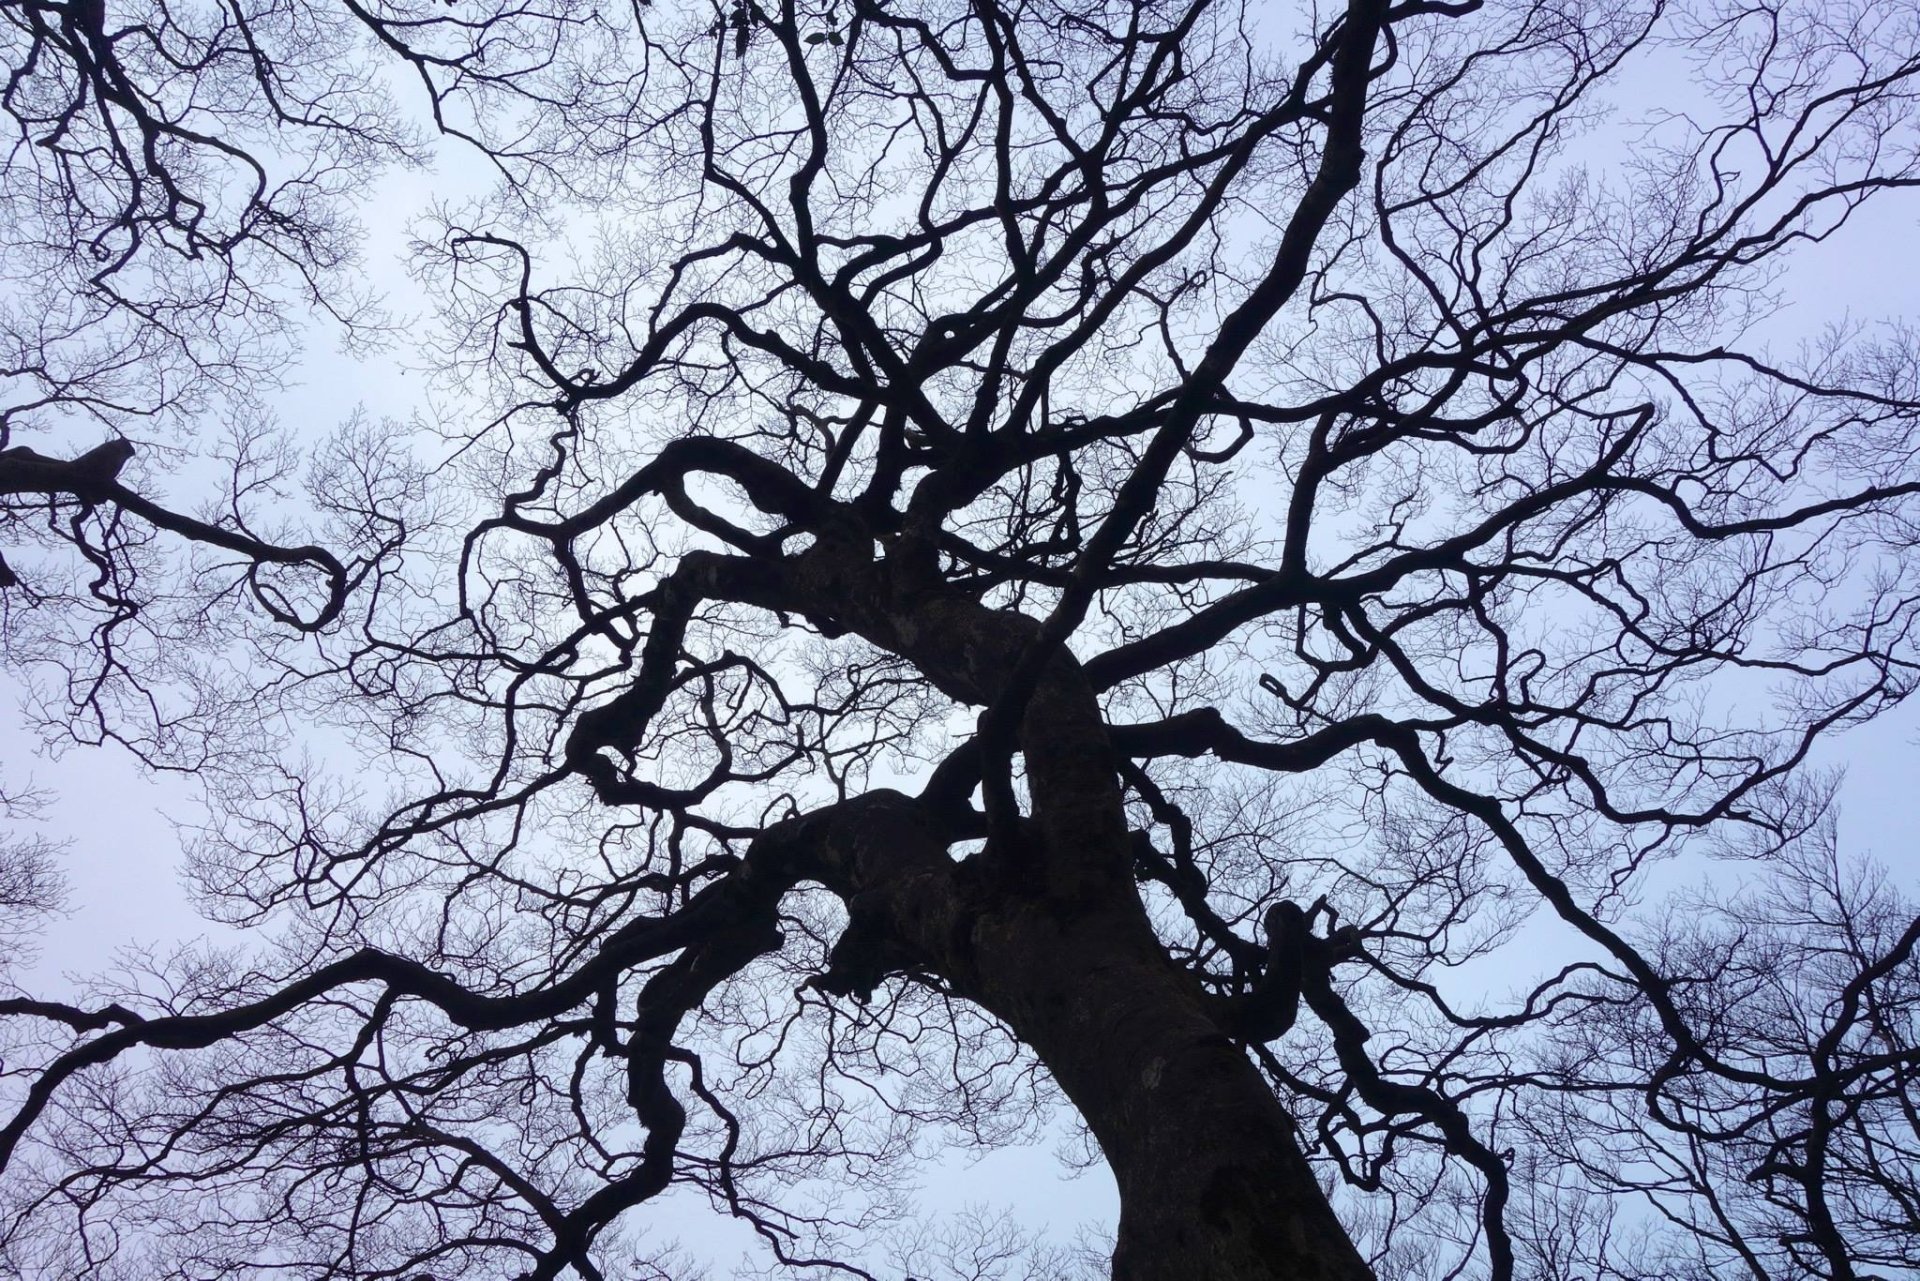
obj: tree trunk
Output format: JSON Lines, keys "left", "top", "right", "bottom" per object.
{"left": 765, "top": 550, "right": 1375, "bottom": 1278}
{"left": 764, "top": 776, "right": 1376, "bottom": 1280}
{"left": 964, "top": 891, "right": 1375, "bottom": 1281}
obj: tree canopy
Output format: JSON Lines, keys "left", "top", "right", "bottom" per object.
{"left": 3, "top": 0, "right": 1920, "bottom": 1277}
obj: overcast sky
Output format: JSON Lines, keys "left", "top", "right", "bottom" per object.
{"left": 6, "top": 23, "right": 1920, "bottom": 1275}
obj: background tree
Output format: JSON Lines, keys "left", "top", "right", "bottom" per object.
{"left": 4, "top": 0, "right": 1920, "bottom": 1278}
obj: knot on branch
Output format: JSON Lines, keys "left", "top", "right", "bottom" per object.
{"left": 1232, "top": 897, "right": 1363, "bottom": 1043}
{"left": 809, "top": 892, "right": 921, "bottom": 1003}
{"left": 0, "top": 438, "right": 135, "bottom": 497}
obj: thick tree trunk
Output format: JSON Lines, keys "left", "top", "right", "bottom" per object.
{"left": 756, "top": 806, "right": 1374, "bottom": 1279}
{"left": 964, "top": 892, "right": 1375, "bottom": 1281}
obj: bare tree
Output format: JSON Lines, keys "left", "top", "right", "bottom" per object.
{"left": 4, "top": 0, "right": 1920, "bottom": 1277}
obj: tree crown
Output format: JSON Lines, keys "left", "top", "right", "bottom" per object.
{"left": 3, "top": 0, "right": 1920, "bottom": 1277}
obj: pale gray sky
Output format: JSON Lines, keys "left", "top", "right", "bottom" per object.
{"left": 5, "top": 9, "right": 1919, "bottom": 1276}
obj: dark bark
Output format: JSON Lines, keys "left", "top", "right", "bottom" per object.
{"left": 969, "top": 897, "right": 1372, "bottom": 1281}
{"left": 755, "top": 785, "right": 1373, "bottom": 1280}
